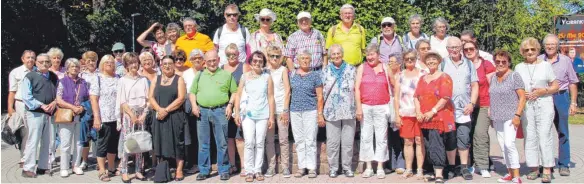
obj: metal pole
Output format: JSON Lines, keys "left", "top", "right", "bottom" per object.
{"left": 132, "top": 16, "right": 135, "bottom": 52}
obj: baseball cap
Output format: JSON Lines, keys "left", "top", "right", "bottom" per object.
{"left": 297, "top": 11, "right": 311, "bottom": 20}
{"left": 381, "top": 17, "right": 396, "bottom": 25}
{"left": 111, "top": 42, "right": 125, "bottom": 52}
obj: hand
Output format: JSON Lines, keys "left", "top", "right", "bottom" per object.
{"left": 416, "top": 112, "right": 424, "bottom": 123}
{"left": 280, "top": 113, "right": 289, "bottom": 126}
{"left": 512, "top": 116, "right": 521, "bottom": 128}
{"left": 463, "top": 103, "right": 474, "bottom": 115}
{"left": 73, "top": 106, "right": 83, "bottom": 115}
{"left": 130, "top": 114, "right": 138, "bottom": 125}
{"left": 317, "top": 115, "right": 326, "bottom": 127}
{"left": 93, "top": 119, "right": 101, "bottom": 131}
{"left": 8, "top": 107, "right": 15, "bottom": 117}
{"left": 137, "top": 114, "right": 146, "bottom": 125}
{"left": 47, "top": 102, "right": 57, "bottom": 112}
{"left": 191, "top": 106, "right": 200, "bottom": 117}
{"left": 234, "top": 113, "right": 241, "bottom": 127}
{"left": 156, "top": 108, "right": 168, "bottom": 120}
{"left": 225, "top": 104, "right": 233, "bottom": 120}
{"left": 423, "top": 111, "right": 434, "bottom": 122}
{"left": 356, "top": 108, "right": 363, "bottom": 122}
{"left": 487, "top": 108, "right": 491, "bottom": 118}
{"left": 570, "top": 104, "right": 577, "bottom": 116}
{"left": 41, "top": 104, "right": 50, "bottom": 113}
{"left": 395, "top": 117, "right": 403, "bottom": 128}
{"left": 526, "top": 88, "right": 543, "bottom": 101}
{"left": 150, "top": 22, "right": 161, "bottom": 30}
{"left": 268, "top": 117, "right": 274, "bottom": 129}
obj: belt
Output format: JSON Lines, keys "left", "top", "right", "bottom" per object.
{"left": 200, "top": 103, "right": 227, "bottom": 110}
{"left": 15, "top": 99, "right": 22, "bottom": 102}
{"left": 556, "top": 90, "right": 568, "bottom": 95}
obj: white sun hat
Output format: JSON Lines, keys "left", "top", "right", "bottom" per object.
{"left": 254, "top": 8, "right": 277, "bottom": 22}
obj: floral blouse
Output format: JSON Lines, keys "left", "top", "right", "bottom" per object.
{"left": 89, "top": 73, "right": 120, "bottom": 123}
{"left": 322, "top": 63, "right": 356, "bottom": 121}
{"left": 249, "top": 31, "right": 284, "bottom": 54}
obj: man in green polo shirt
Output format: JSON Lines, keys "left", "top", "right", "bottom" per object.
{"left": 189, "top": 50, "right": 237, "bottom": 181}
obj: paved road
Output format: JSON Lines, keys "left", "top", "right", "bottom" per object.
{"left": 3, "top": 125, "right": 584, "bottom": 183}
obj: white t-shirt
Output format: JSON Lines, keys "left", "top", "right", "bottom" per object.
{"left": 430, "top": 35, "right": 451, "bottom": 58}
{"left": 479, "top": 50, "right": 494, "bottom": 66}
{"left": 213, "top": 24, "right": 251, "bottom": 66}
{"left": 182, "top": 68, "right": 197, "bottom": 93}
{"left": 515, "top": 60, "right": 556, "bottom": 104}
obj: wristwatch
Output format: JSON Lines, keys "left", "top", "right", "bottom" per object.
{"left": 572, "top": 103, "right": 578, "bottom": 107}
{"left": 431, "top": 108, "right": 438, "bottom": 114}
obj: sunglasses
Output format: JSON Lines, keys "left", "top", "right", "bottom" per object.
{"left": 382, "top": 23, "right": 393, "bottom": 28}
{"left": 261, "top": 18, "right": 271, "bottom": 22}
{"left": 404, "top": 57, "right": 416, "bottom": 62}
{"left": 226, "top": 53, "right": 237, "bottom": 59}
{"left": 523, "top": 48, "right": 537, "bottom": 52}
{"left": 268, "top": 54, "right": 281, "bottom": 59}
{"left": 176, "top": 58, "right": 185, "bottom": 62}
{"left": 463, "top": 47, "right": 476, "bottom": 53}
{"left": 251, "top": 59, "right": 264, "bottom": 63}
{"left": 113, "top": 50, "right": 124, "bottom": 54}
{"left": 494, "top": 60, "right": 508, "bottom": 65}
{"left": 226, "top": 13, "right": 239, "bottom": 17}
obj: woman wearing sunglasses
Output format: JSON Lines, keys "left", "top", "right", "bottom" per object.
{"left": 250, "top": 8, "right": 284, "bottom": 56}
{"left": 172, "top": 50, "right": 189, "bottom": 77}
{"left": 514, "top": 37, "right": 559, "bottom": 183}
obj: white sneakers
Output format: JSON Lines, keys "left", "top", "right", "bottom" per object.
{"left": 480, "top": 169, "right": 492, "bottom": 178}
{"left": 376, "top": 169, "right": 385, "bottom": 179}
{"left": 362, "top": 169, "right": 374, "bottom": 178}
{"left": 73, "top": 167, "right": 84, "bottom": 175}
{"left": 60, "top": 170, "right": 70, "bottom": 178}
{"left": 79, "top": 161, "right": 87, "bottom": 170}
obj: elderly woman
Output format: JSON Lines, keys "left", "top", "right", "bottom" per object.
{"left": 55, "top": 58, "right": 89, "bottom": 177}
{"left": 403, "top": 14, "right": 429, "bottom": 50}
{"left": 264, "top": 46, "right": 292, "bottom": 177}
{"left": 138, "top": 52, "right": 160, "bottom": 83}
{"left": 429, "top": 18, "right": 451, "bottom": 58}
{"left": 463, "top": 41, "right": 496, "bottom": 178}
{"left": 394, "top": 50, "right": 425, "bottom": 179}
{"left": 116, "top": 53, "right": 150, "bottom": 182}
{"left": 290, "top": 50, "right": 324, "bottom": 178}
{"left": 414, "top": 51, "right": 455, "bottom": 183}
{"left": 48, "top": 47, "right": 66, "bottom": 79}
{"left": 322, "top": 44, "right": 356, "bottom": 178}
{"left": 234, "top": 51, "right": 276, "bottom": 182}
{"left": 489, "top": 50, "right": 526, "bottom": 183}
{"left": 172, "top": 49, "right": 189, "bottom": 76}
{"left": 386, "top": 54, "right": 405, "bottom": 174}
{"left": 515, "top": 37, "right": 559, "bottom": 183}
{"left": 90, "top": 55, "right": 120, "bottom": 182}
{"left": 355, "top": 44, "right": 397, "bottom": 179}
{"left": 137, "top": 22, "right": 172, "bottom": 59}
{"left": 149, "top": 55, "right": 187, "bottom": 181}
{"left": 166, "top": 23, "right": 181, "bottom": 50}
{"left": 182, "top": 49, "right": 206, "bottom": 174}
{"left": 222, "top": 43, "right": 250, "bottom": 175}
{"left": 250, "top": 8, "right": 284, "bottom": 54}
{"left": 78, "top": 51, "right": 99, "bottom": 170}
{"left": 415, "top": 39, "right": 431, "bottom": 74}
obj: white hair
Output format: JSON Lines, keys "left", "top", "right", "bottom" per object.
{"left": 182, "top": 17, "right": 197, "bottom": 25}
{"left": 64, "top": 58, "right": 80, "bottom": 69}
{"left": 47, "top": 47, "right": 64, "bottom": 58}
{"left": 542, "top": 33, "right": 559, "bottom": 45}
{"left": 339, "top": 4, "right": 355, "bottom": 14}
{"left": 432, "top": 17, "right": 450, "bottom": 33}
{"left": 328, "top": 44, "right": 344, "bottom": 56}
{"left": 409, "top": 14, "right": 423, "bottom": 24}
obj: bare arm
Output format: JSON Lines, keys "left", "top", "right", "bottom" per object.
{"left": 322, "top": 55, "right": 328, "bottom": 68}
{"left": 470, "top": 82, "right": 479, "bottom": 105}
{"left": 137, "top": 23, "right": 159, "bottom": 47}
{"left": 282, "top": 68, "right": 291, "bottom": 111}
{"left": 515, "top": 89, "right": 527, "bottom": 116}
{"left": 7, "top": 92, "right": 15, "bottom": 115}
{"left": 286, "top": 57, "right": 295, "bottom": 72}
{"left": 148, "top": 76, "right": 161, "bottom": 111}
{"left": 355, "top": 65, "right": 364, "bottom": 121}
{"left": 570, "top": 83, "right": 578, "bottom": 115}
{"left": 164, "top": 77, "right": 186, "bottom": 112}
{"left": 486, "top": 71, "right": 495, "bottom": 85}
{"left": 267, "top": 77, "right": 276, "bottom": 127}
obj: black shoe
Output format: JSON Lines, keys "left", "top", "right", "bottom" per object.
{"left": 461, "top": 167, "right": 473, "bottom": 180}
{"left": 220, "top": 173, "right": 230, "bottom": 180}
{"left": 36, "top": 169, "right": 49, "bottom": 175}
{"left": 196, "top": 173, "right": 209, "bottom": 181}
{"left": 329, "top": 170, "right": 338, "bottom": 178}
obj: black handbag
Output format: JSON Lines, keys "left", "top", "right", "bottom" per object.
{"left": 153, "top": 160, "right": 172, "bottom": 183}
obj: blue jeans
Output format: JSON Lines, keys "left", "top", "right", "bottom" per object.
{"left": 197, "top": 106, "right": 230, "bottom": 175}
{"left": 553, "top": 91, "right": 571, "bottom": 168}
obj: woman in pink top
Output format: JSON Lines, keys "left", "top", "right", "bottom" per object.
{"left": 355, "top": 44, "right": 398, "bottom": 179}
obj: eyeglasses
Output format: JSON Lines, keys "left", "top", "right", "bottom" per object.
{"left": 494, "top": 60, "right": 508, "bottom": 65}
{"left": 251, "top": 59, "right": 263, "bottom": 63}
{"left": 418, "top": 47, "right": 430, "bottom": 51}
{"left": 226, "top": 13, "right": 239, "bottom": 17}
{"left": 190, "top": 57, "right": 203, "bottom": 61}
{"left": 404, "top": 57, "right": 416, "bottom": 62}
{"left": 113, "top": 50, "right": 124, "bottom": 54}
{"left": 176, "top": 58, "right": 185, "bottom": 62}
{"left": 268, "top": 54, "right": 281, "bottom": 59}
{"left": 523, "top": 48, "right": 537, "bottom": 53}
{"left": 447, "top": 46, "right": 461, "bottom": 51}
{"left": 261, "top": 18, "right": 271, "bottom": 22}
{"left": 226, "top": 53, "right": 237, "bottom": 59}
{"left": 38, "top": 60, "right": 51, "bottom": 64}
{"left": 463, "top": 47, "right": 476, "bottom": 53}
{"left": 381, "top": 23, "right": 393, "bottom": 28}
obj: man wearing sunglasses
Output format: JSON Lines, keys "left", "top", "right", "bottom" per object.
{"left": 213, "top": 4, "right": 251, "bottom": 67}
{"left": 111, "top": 42, "right": 126, "bottom": 76}
{"left": 537, "top": 33, "right": 580, "bottom": 177}
{"left": 369, "top": 17, "right": 405, "bottom": 64}
{"left": 326, "top": 4, "right": 366, "bottom": 66}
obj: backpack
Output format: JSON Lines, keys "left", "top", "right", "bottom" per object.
{"left": 215, "top": 24, "right": 248, "bottom": 42}
{"left": 402, "top": 32, "right": 428, "bottom": 49}
{"left": 330, "top": 23, "right": 364, "bottom": 39}
{"left": 375, "top": 34, "right": 406, "bottom": 51}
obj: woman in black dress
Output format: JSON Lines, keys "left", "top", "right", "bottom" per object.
{"left": 148, "top": 55, "right": 186, "bottom": 181}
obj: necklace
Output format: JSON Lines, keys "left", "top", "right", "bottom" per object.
{"left": 526, "top": 62, "right": 537, "bottom": 88}
{"left": 162, "top": 75, "right": 174, "bottom": 84}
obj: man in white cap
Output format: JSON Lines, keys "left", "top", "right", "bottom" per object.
{"left": 111, "top": 42, "right": 126, "bottom": 76}
{"left": 213, "top": 4, "right": 251, "bottom": 66}
{"left": 326, "top": 4, "right": 366, "bottom": 66}
{"left": 284, "top": 11, "right": 327, "bottom": 72}
{"left": 370, "top": 17, "right": 406, "bottom": 64}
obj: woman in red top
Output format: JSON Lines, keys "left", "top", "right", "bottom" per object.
{"left": 414, "top": 51, "right": 454, "bottom": 183}
{"left": 463, "top": 41, "right": 495, "bottom": 177}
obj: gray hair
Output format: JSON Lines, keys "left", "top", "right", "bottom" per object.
{"left": 408, "top": 14, "right": 423, "bottom": 24}
{"left": 64, "top": 58, "right": 80, "bottom": 69}
{"left": 542, "top": 33, "right": 560, "bottom": 45}
{"left": 365, "top": 43, "right": 379, "bottom": 54}
{"left": 37, "top": 53, "right": 49, "bottom": 60}
{"left": 139, "top": 52, "right": 154, "bottom": 61}
{"left": 166, "top": 23, "right": 181, "bottom": 33}
{"left": 297, "top": 50, "right": 312, "bottom": 58}
{"left": 328, "top": 44, "right": 344, "bottom": 56}
{"left": 402, "top": 49, "right": 418, "bottom": 59}
{"left": 225, "top": 4, "right": 240, "bottom": 14}
{"left": 388, "top": 53, "right": 402, "bottom": 64}
{"left": 47, "top": 47, "right": 64, "bottom": 58}
{"left": 182, "top": 17, "right": 197, "bottom": 25}
{"left": 189, "top": 49, "right": 204, "bottom": 58}
{"left": 339, "top": 4, "right": 355, "bottom": 14}
{"left": 432, "top": 17, "right": 449, "bottom": 33}
{"left": 415, "top": 39, "right": 430, "bottom": 50}
{"left": 461, "top": 30, "right": 475, "bottom": 38}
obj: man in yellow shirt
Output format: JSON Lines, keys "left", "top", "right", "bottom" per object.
{"left": 326, "top": 4, "right": 366, "bottom": 66}
{"left": 176, "top": 17, "right": 214, "bottom": 67}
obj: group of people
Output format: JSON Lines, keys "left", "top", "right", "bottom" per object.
{"left": 7, "top": 3, "right": 581, "bottom": 184}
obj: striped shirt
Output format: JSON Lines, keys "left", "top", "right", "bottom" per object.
{"left": 284, "top": 28, "right": 326, "bottom": 68}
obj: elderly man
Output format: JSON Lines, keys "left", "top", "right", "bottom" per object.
{"left": 441, "top": 37, "right": 479, "bottom": 180}
{"left": 21, "top": 53, "right": 59, "bottom": 178}
{"left": 430, "top": 17, "right": 452, "bottom": 58}
{"left": 284, "top": 12, "right": 327, "bottom": 71}
{"left": 111, "top": 42, "right": 126, "bottom": 76}
{"left": 176, "top": 18, "right": 214, "bottom": 68}
{"left": 326, "top": 4, "right": 366, "bottom": 66}
{"left": 213, "top": 4, "right": 251, "bottom": 66}
{"left": 403, "top": 14, "right": 429, "bottom": 50}
{"left": 8, "top": 50, "right": 36, "bottom": 168}
{"left": 537, "top": 33, "right": 580, "bottom": 176}
{"left": 190, "top": 50, "right": 237, "bottom": 181}
{"left": 370, "top": 17, "right": 405, "bottom": 64}
{"left": 460, "top": 30, "right": 494, "bottom": 65}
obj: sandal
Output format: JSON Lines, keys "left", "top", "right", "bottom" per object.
{"left": 108, "top": 169, "right": 120, "bottom": 177}
{"left": 240, "top": 169, "right": 247, "bottom": 178}
{"left": 230, "top": 165, "right": 238, "bottom": 175}
{"left": 401, "top": 169, "right": 414, "bottom": 178}
{"left": 526, "top": 171, "right": 540, "bottom": 180}
{"left": 255, "top": 172, "right": 265, "bottom": 181}
{"left": 435, "top": 177, "right": 445, "bottom": 183}
{"left": 245, "top": 173, "right": 254, "bottom": 182}
{"left": 415, "top": 169, "right": 424, "bottom": 180}
{"left": 541, "top": 173, "right": 552, "bottom": 183}
{"left": 98, "top": 171, "right": 111, "bottom": 182}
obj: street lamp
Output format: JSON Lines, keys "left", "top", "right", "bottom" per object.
{"left": 131, "top": 13, "right": 142, "bottom": 52}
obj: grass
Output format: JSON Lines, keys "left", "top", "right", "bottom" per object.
{"left": 569, "top": 114, "right": 584, "bottom": 124}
